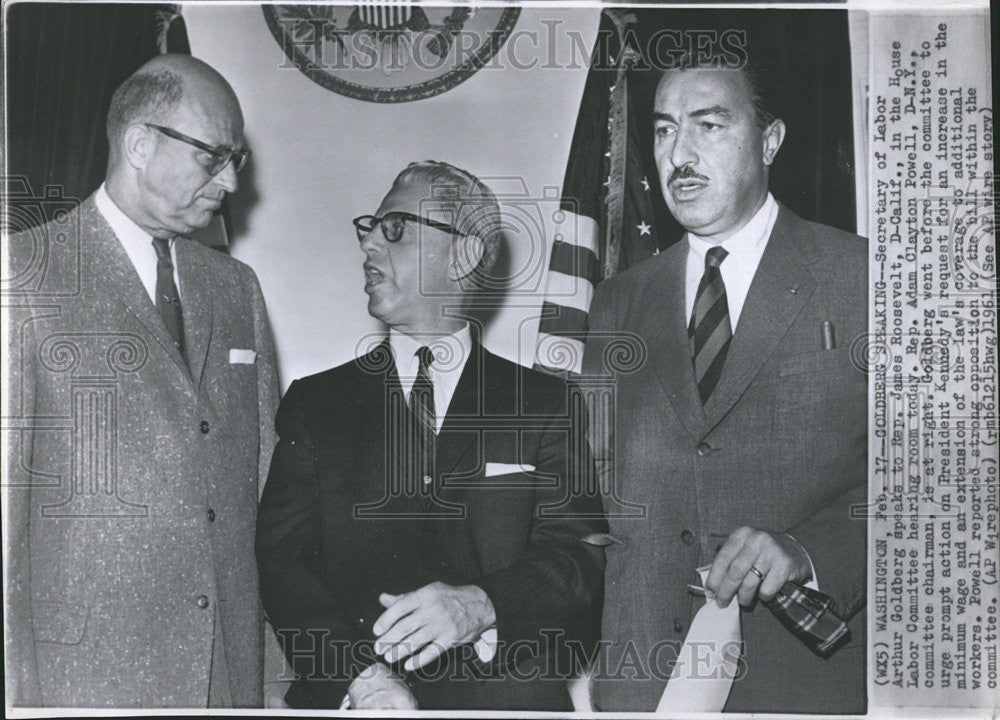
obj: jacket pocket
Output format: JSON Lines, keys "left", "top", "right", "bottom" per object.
{"left": 33, "top": 601, "right": 89, "bottom": 645}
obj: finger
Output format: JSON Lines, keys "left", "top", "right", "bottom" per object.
{"left": 715, "top": 541, "right": 762, "bottom": 606}
{"left": 404, "top": 639, "right": 446, "bottom": 672}
{"left": 373, "top": 592, "right": 419, "bottom": 636}
{"left": 378, "top": 592, "right": 402, "bottom": 608}
{"left": 757, "top": 544, "right": 792, "bottom": 601}
{"left": 385, "top": 627, "right": 433, "bottom": 665}
{"left": 736, "top": 562, "right": 765, "bottom": 607}
{"left": 374, "top": 614, "right": 421, "bottom": 656}
{"left": 706, "top": 526, "right": 754, "bottom": 596}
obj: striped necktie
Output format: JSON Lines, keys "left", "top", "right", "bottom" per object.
{"left": 689, "top": 246, "right": 731, "bottom": 403}
{"left": 152, "top": 237, "right": 185, "bottom": 356}
{"left": 409, "top": 346, "right": 436, "bottom": 437}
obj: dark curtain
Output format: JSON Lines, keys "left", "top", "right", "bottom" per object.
{"left": 626, "top": 8, "right": 857, "bottom": 241}
{"left": 6, "top": 3, "right": 188, "bottom": 213}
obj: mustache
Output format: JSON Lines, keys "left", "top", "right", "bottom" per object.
{"left": 668, "top": 166, "right": 709, "bottom": 185}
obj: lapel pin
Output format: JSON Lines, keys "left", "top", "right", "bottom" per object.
{"left": 789, "top": 284, "right": 799, "bottom": 294}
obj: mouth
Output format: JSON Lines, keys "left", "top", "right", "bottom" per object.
{"left": 669, "top": 179, "right": 708, "bottom": 201}
{"left": 364, "top": 262, "right": 387, "bottom": 289}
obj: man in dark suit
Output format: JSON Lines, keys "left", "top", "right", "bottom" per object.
{"left": 4, "top": 55, "right": 280, "bottom": 707}
{"left": 256, "top": 161, "right": 606, "bottom": 711}
{"left": 584, "top": 58, "right": 867, "bottom": 713}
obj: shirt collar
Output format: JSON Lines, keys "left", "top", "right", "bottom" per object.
{"left": 389, "top": 324, "right": 473, "bottom": 379}
{"left": 687, "top": 192, "right": 777, "bottom": 261}
{"left": 94, "top": 182, "right": 159, "bottom": 249}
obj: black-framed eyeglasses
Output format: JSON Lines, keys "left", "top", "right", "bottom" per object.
{"left": 353, "top": 211, "right": 461, "bottom": 243}
{"left": 145, "top": 123, "right": 251, "bottom": 176}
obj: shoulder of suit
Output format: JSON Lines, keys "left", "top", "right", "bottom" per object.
{"left": 480, "top": 346, "right": 569, "bottom": 397}
{"left": 287, "top": 345, "right": 391, "bottom": 396}
{"left": 592, "top": 244, "right": 681, "bottom": 298}
{"left": 778, "top": 205, "right": 867, "bottom": 265}
{"left": 177, "top": 236, "right": 255, "bottom": 274}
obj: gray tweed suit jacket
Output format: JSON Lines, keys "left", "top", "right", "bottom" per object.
{"left": 4, "top": 193, "right": 279, "bottom": 707}
{"left": 584, "top": 205, "right": 868, "bottom": 714}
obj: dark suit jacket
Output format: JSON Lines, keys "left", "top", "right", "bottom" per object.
{"left": 256, "top": 340, "right": 606, "bottom": 710}
{"left": 4, "top": 194, "right": 279, "bottom": 706}
{"left": 583, "top": 205, "right": 867, "bottom": 713}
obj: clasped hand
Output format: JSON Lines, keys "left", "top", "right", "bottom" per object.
{"left": 372, "top": 581, "right": 496, "bottom": 672}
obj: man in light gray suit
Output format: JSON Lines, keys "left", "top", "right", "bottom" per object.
{"left": 4, "top": 54, "right": 279, "bottom": 707}
{"left": 584, "top": 57, "right": 866, "bottom": 713}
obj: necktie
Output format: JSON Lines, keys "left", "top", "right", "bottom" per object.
{"left": 689, "top": 246, "right": 731, "bottom": 403}
{"left": 409, "top": 346, "right": 436, "bottom": 437}
{"left": 152, "top": 237, "right": 185, "bottom": 355}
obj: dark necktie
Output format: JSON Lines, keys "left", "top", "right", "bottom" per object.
{"left": 152, "top": 237, "right": 185, "bottom": 355}
{"left": 409, "top": 346, "right": 436, "bottom": 437}
{"left": 689, "top": 246, "right": 731, "bottom": 403}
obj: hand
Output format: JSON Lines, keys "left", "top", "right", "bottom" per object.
{"left": 373, "top": 582, "right": 496, "bottom": 671}
{"left": 347, "top": 662, "right": 418, "bottom": 710}
{"left": 706, "top": 527, "right": 811, "bottom": 607}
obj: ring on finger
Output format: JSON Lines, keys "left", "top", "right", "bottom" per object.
{"left": 749, "top": 565, "right": 765, "bottom": 581}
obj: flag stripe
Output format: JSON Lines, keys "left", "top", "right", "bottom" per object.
{"left": 539, "top": 270, "right": 594, "bottom": 314}
{"left": 548, "top": 241, "right": 601, "bottom": 283}
{"left": 538, "top": 302, "right": 590, "bottom": 337}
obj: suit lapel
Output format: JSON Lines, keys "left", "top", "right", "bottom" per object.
{"left": 646, "top": 245, "right": 706, "bottom": 439}
{"left": 435, "top": 342, "right": 483, "bottom": 479}
{"left": 82, "top": 200, "right": 192, "bottom": 384}
{"left": 703, "top": 207, "right": 817, "bottom": 431}
{"left": 175, "top": 240, "right": 214, "bottom": 389}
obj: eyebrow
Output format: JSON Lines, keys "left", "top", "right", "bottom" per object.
{"left": 653, "top": 106, "right": 733, "bottom": 123}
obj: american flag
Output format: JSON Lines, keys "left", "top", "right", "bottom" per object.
{"left": 534, "top": 9, "right": 678, "bottom": 375}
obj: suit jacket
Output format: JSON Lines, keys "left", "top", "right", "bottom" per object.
{"left": 4, "top": 194, "right": 279, "bottom": 707}
{"left": 255, "top": 340, "right": 606, "bottom": 710}
{"left": 583, "top": 205, "right": 867, "bottom": 713}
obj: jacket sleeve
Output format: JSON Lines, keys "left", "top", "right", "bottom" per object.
{"left": 4, "top": 303, "right": 43, "bottom": 706}
{"left": 255, "top": 381, "right": 380, "bottom": 708}
{"left": 245, "top": 268, "right": 291, "bottom": 706}
{"left": 474, "top": 378, "right": 607, "bottom": 670}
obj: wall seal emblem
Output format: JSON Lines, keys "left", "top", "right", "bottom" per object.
{"left": 263, "top": 5, "right": 521, "bottom": 103}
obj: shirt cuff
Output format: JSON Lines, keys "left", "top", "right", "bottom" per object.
{"left": 474, "top": 626, "right": 498, "bottom": 663}
{"left": 784, "top": 532, "right": 819, "bottom": 590}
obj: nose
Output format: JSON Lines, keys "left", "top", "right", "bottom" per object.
{"left": 212, "top": 159, "right": 239, "bottom": 194}
{"left": 669, "top": 122, "right": 698, "bottom": 170}
{"left": 359, "top": 226, "right": 382, "bottom": 255}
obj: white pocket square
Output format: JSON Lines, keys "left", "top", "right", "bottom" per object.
{"left": 484, "top": 462, "right": 535, "bottom": 476}
{"left": 229, "top": 348, "right": 257, "bottom": 364}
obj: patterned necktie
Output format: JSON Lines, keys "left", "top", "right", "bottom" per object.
{"left": 410, "top": 346, "right": 436, "bottom": 437}
{"left": 152, "top": 237, "right": 185, "bottom": 355}
{"left": 689, "top": 246, "right": 731, "bottom": 403}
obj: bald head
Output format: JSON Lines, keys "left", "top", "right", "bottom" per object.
{"left": 106, "top": 54, "right": 241, "bottom": 160}
{"left": 104, "top": 54, "right": 247, "bottom": 237}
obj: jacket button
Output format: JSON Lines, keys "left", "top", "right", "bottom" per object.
{"left": 681, "top": 529, "right": 695, "bottom": 545}
{"left": 673, "top": 618, "right": 685, "bottom": 633}
{"left": 696, "top": 442, "right": 712, "bottom": 456}
{"left": 200, "top": 420, "right": 210, "bottom": 434}
{"left": 422, "top": 475, "right": 432, "bottom": 485}
{"left": 206, "top": 508, "right": 216, "bottom": 522}
{"left": 196, "top": 595, "right": 210, "bottom": 609}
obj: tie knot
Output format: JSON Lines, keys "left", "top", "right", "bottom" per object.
{"left": 416, "top": 346, "right": 434, "bottom": 372}
{"left": 152, "top": 237, "right": 172, "bottom": 258}
{"left": 705, "top": 246, "right": 728, "bottom": 269}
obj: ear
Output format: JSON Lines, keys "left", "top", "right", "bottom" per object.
{"left": 448, "top": 234, "right": 484, "bottom": 282}
{"left": 122, "top": 124, "right": 155, "bottom": 171}
{"left": 761, "top": 118, "right": 786, "bottom": 167}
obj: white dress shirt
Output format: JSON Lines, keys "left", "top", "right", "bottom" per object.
{"left": 685, "top": 192, "right": 778, "bottom": 330}
{"left": 94, "top": 183, "right": 181, "bottom": 303}
{"left": 389, "top": 324, "right": 473, "bottom": 434}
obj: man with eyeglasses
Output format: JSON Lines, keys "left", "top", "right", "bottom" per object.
{"left": 256, "top": 161, "right": 606, "bottom": 710}
{"left": 5, "top": 54, "right": 279, "bottom": 707}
